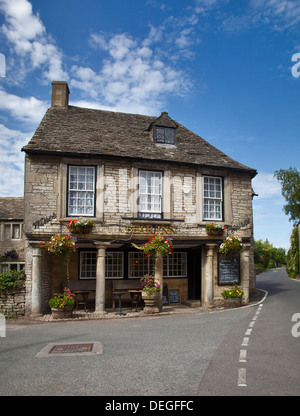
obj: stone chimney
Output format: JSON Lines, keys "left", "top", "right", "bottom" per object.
{"left": 51, "top": 81, "right": 70, "bottom": 108}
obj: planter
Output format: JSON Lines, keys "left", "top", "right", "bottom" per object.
{"left": 223, "top": 297, "right": 242, "bottom": 309}
{"left": 206, "top": 229, "right": 224, "bottom": 237}
{"left": 68, "top": 226, "right": 93, "bottom": 235}
{"left": 51, "top": 307, "right": 74, "bottom": 319}
{"left": 142, "top": 291, "right": 160, "bottom": 314}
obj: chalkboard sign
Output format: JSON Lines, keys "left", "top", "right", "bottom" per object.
{"left": 168, "top": 289, "right": 181, "bottom": 304}
{"left": 218, "top": 255, "right": 240, "bottom": 285}
{"left": 163, "top": 284, "right": 169, "bottom": 306}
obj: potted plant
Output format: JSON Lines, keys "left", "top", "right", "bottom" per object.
{"left": 48, "top": 287, "right": 75, "bottom": 318}
{"left": 132, "top": 235, "right": 174, "bottom": 312}
{"left": 140, "top": 274, "right": 162, "bottom": 314}
{"left": 40, "top": 234, "right": 77, "bottom": 281}
{"left": 219, "top": 235, "right": 244, "bottom": 258}
{"left": 205, "top": 223, "right": 225, "bottom": 236}
{"left": 66, "top": 218, "right": 94, "bottom": 235}
{"left": 221, "top": 285, "right": 244, "bottom": 308}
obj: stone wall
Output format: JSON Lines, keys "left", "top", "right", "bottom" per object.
{"left": 0, "top": 284, "right": 25, "bottom": 316}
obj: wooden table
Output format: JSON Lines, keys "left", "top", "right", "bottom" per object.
{"left": 128, "top": 290, "right": 143, "bottom": 312}
{"left": 72, "top": 290, "right": 90, "bottom": 312}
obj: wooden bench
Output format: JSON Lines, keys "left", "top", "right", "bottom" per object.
{"left": 112, "top": 279, "right": 143, "bottom": 309}
{"left": 63, "top": 280, "right": 96, "bottom": 292}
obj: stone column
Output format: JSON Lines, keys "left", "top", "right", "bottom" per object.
{"left": 155, "top": 254, "right": 163, "bottom": 312}
{"left": 30, "top": 242, "right": 42, "bottom": 316}
{"left": 204, "top": 244, "right": 215, "bottom": 307}
{"left": 94, "top": 242, "right": 110, "bottom": 314}
{"left": 240, "top": 245, "right": 250, "bottom": 304}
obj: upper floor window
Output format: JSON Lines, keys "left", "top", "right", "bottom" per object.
{"left": 138, "top": 170, "right": 163, "bottom": 219}
{"left": 2, "top": 223, "right": 22, "bottom": 240}
{"left": 203, "top": 176, "right": 223, "bottom": 220}
{"left": 154, "top": 126, "right": 175, "bottom": 145}
{"left": 67, "top": 166, "right": 96, "bottom": 217}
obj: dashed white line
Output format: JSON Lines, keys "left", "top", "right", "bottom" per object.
{"left": 241, "top": 337, "right": 249, "bottom": 346}
{"left": 237, "top": 303, "right": 264, "bottom": 388}
{"left": 238, "top": 368, "right": 247, "bottom": 386}
{"left": 239, "top": 349, "right": 247, "bottom": 362}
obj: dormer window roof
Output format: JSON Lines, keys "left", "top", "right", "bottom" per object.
{"left": 150, "top": 111, "right": 178, "bottom": 146}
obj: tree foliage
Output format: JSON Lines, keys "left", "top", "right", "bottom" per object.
{"left": 286, "top": 226, "right": 299, "bottom": 278}
{"left": 254, "top": 239, "right": 286, "bottom": 273}
{"left": 274, "top": 167, "right": 300, "bottom": 226}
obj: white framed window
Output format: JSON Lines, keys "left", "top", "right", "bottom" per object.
{"left": 106, "top": 252, "right": 123, "bottom": 279}
{"left": 68, "top": 166, "right": 96, "bottom": 216}
{"left": 128, "top": 252, "right": 154, "bottom": 278}
{"left": 163, "top": 252, "right": 187, "bottom": 277}
{"left": 79, "top": 251, "right": 124, "bottom": 279}
{"left": 203, "top": 176, "right": 223, "bottom": 220}
{"left": 138, "top": 170, "right": 162, "bottom": 219}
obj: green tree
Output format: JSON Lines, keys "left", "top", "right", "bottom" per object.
{"left": 254, "top": 239, "right": 286, "bottom": 273}
{"left": 274, "top": 167, "right": 300, "bottom": 226}
{"left": 286, "top": 227, "right": 299, "bottom": 278}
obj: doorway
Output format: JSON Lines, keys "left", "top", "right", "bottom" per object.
{"left": 188, "top": 249, "right": 202, "bottom": 300}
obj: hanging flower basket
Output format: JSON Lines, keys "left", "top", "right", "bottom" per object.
{"left": 66, "top": 218, "right": 94, "bottom": 235}
{"left": 132, "top": 234, "right": 174, "bottom": 258}
{"left": 219, "top": 236, "right": 244, "bottom": 258}
{"left": 40, "top": 234, "right": 78, "bottom": 281}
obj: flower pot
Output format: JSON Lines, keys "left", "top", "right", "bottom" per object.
{"left": 142, "top": 291, "right": 160, "bottom": 314}
{"left": 206, "top": 229, "right": 223, "bottom": 237}
{"left": 223, "top": 297, "right": 242, "bottom": 309}
{"left": 68, "top": 226, "right": 93, "bottom": 235}
{"left": 51, "top": 307, "right": 73, "bottom": 319}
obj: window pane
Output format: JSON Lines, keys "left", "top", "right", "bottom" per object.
{"left": 203, "top": 176, "right": 223, "bottom": 220}
{"left": 138, "top": 170, "right": 162, "bottom": 219}
{"left": 68, "top": 166, "right": 95, "bottom": 216}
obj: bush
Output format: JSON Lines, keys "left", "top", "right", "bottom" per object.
{"left": 0, "top": 270, "right": 25, "bottom": 293}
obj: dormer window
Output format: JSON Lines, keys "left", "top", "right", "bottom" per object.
{"left": 154, "top": 126, "right": 176, "bottom": 145}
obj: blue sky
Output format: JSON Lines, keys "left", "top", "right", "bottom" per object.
{"left": 0, "top": 0, "right": 299, "bottom": 250}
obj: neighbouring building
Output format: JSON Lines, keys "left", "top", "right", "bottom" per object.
{"left": 0, "top": 197, "right": 25, "bottom": 273}
{"left": 21, "top": 81, "right": 257, "bottom": 315}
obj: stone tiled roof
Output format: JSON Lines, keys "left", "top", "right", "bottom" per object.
{"left": 22, "top": 106, "right": 257, "bottom": 177}
{"left": 0, "top": 197, "right": 24, "bottom": 221}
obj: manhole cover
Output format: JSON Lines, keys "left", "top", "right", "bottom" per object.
{"left": 36, "top": 341, "right": 103, "bottom": 357}
{"left": 50, "top": 343, "right": 94, "bottom": 354}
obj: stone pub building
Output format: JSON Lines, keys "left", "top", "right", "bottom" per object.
{"left": 22, "top": 81, "right": 257, "bottom": 315}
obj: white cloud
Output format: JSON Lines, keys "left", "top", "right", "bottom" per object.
{"left": 0, "top": 123, "right": 31, "bottom": 196}
{"left": 0, "top": 0, "right": 68, "bottom": 82}
{"left": 0, "top": 88, "right": 47, "bottom": 124}
{"left": 252, "top": 171, "right": 282, "bottom": 199}
{"left": 71, "top": 31, "right": 189, "bottom": 115}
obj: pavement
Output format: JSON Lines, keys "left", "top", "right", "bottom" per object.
{"left": 9, "top": 288, "right": 267, "bottom": 324}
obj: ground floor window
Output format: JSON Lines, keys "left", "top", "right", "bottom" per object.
{"left": 0, "top": 263, "right": 25, "bottom": 273}
{"left": 128, "top": 251, "right": 187, "bottom": 278}
{"left": 79, "top": 251, "right": 124, "bottom": 279}
{"left": 79, "top": 250, "right": 188, "bottom": 280}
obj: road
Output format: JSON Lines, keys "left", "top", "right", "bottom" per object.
{"left": 0, "top": 268, "right": 299, "bottom": 396}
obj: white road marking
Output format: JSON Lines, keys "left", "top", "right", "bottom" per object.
{"left": 238, "top": 368, "right": 247, "bottom": 386}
